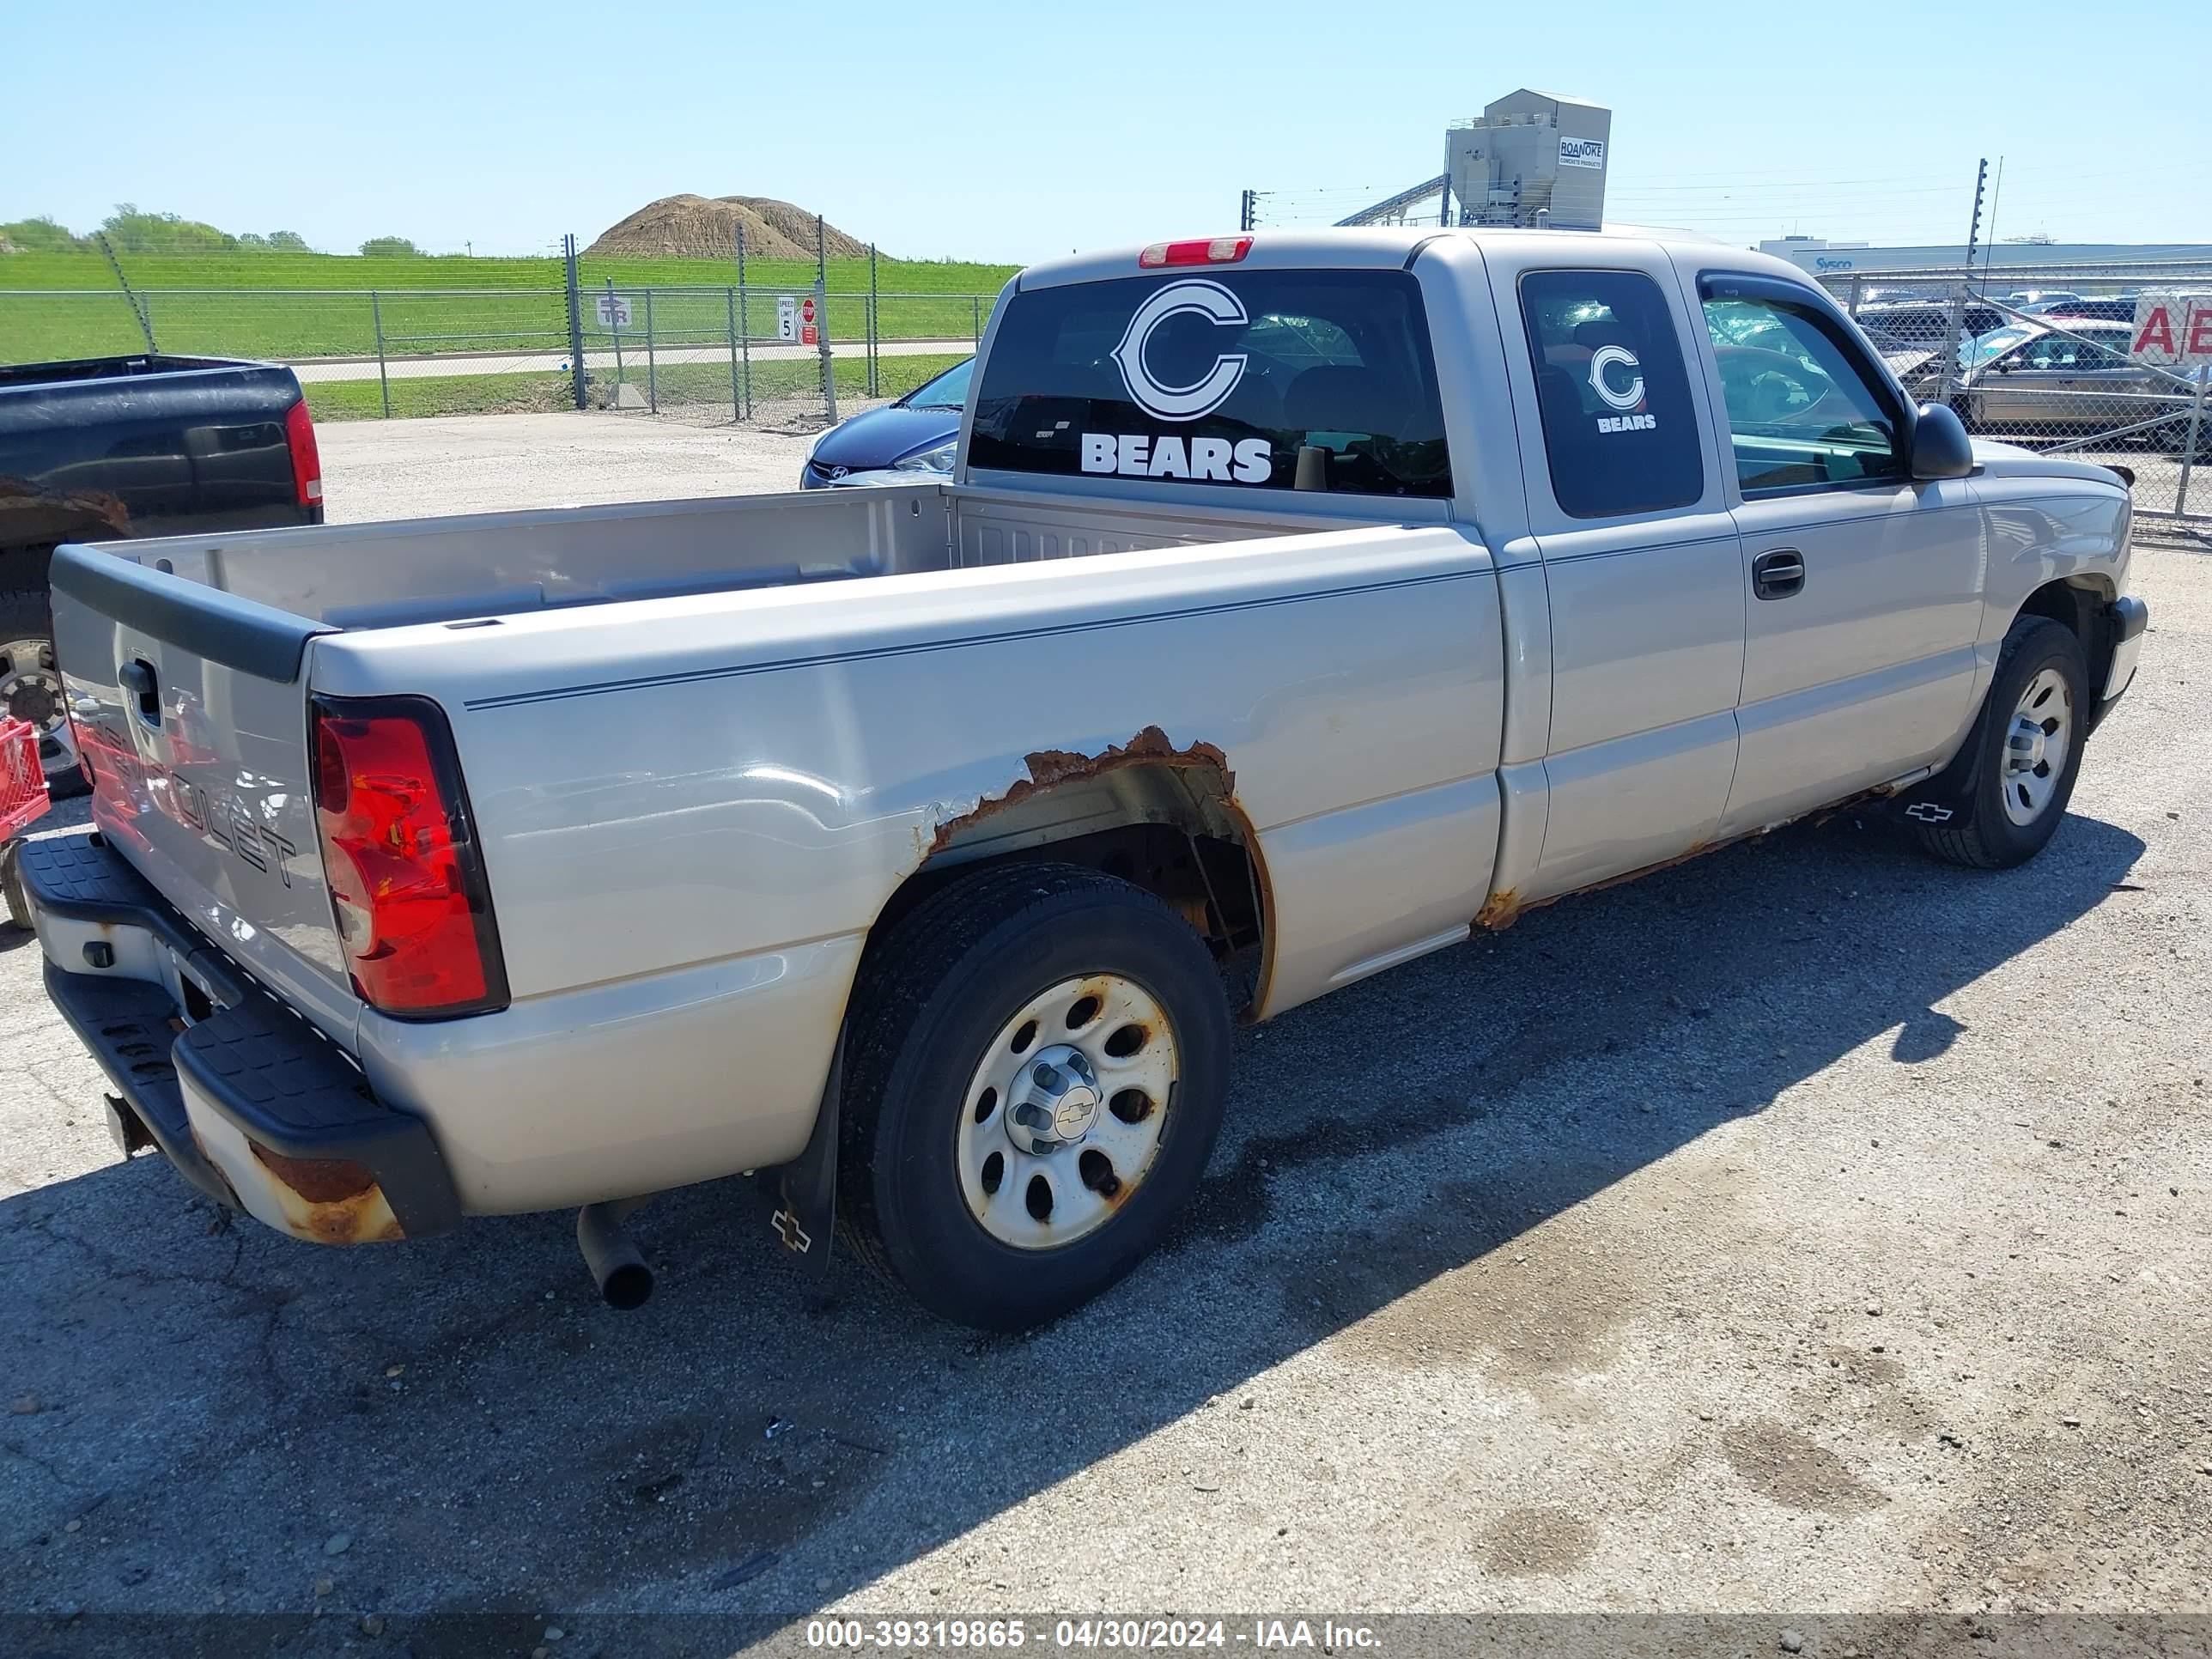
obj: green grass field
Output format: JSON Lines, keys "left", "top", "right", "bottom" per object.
{"left": 0, "top": 249, "right": 1016, "bottom": 368}
{"left": 303, "top": 350, "right": 969, "bottom": 422}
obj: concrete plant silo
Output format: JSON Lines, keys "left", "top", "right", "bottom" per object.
{"left": 1443, "top": 89, "right": 1612, "bottom": 230}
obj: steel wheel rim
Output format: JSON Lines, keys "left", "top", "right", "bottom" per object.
{"left": 0, "top": 638, "right": 74, "bottom": 782}
{"left": 955, "top": 974, "right": 1179, "bottom": 1250}
{"left": 0, "top": 637, "right": 64, "bottom": 737}
{"left": 2000, "top": 665, "right": 2073, "bottom": 827}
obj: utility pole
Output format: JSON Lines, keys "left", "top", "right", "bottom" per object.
{"left": 1239, "top": 189, "right": 1256, "bottom": 233}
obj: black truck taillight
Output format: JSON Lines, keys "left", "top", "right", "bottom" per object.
{"left": 310, "top": 696, "right": 507, "bottom": 1018}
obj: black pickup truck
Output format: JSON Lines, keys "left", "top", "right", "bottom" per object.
{"left": 0, "top": 354, "right": 324, "bottom": 792}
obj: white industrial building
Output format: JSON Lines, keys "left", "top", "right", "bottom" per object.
{"left": 1759, "top": 236, "right": 2212, "bottom": 277}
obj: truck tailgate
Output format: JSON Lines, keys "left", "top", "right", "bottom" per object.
{"left": 48, "top": 543, "right": 360, "bottom": 1044}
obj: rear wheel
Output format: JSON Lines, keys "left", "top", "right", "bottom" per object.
{"left": 2156, "top": 416, "right": 2212, "bottom": 459}
{"left": 0, "top": 589, "right": 85, "bottom": 801}
{"left": 839, "top": 862, "right": 1231, "bottom": 1330}
{"left": 1912, "top": 616, "right": 2088, "bottom": 870}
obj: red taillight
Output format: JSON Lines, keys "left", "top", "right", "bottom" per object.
{"left": 1138, "top": 236, "right": 1253, "bottom": 269}
{"left": 310, "top": 697, "right": 506, "bottom": 1017}
{"left": 284, "top": 398, "right": 323, "bottom": 508}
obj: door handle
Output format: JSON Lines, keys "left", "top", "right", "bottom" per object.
{"left": 1751, "top": 548, "right": 1804, "bottom": 600}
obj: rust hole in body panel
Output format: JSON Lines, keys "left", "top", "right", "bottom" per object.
{"left": 927, "top": 725, "right": 1238, "bottom": 858}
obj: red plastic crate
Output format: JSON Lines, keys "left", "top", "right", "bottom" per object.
{"left": 0, "top": 717, "right": 51, "bottom": 839}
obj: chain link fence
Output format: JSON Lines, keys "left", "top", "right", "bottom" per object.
{"left": 574, "top": 282, "right": 986, "bottom": 428}
{"left": 9, "top": 241, "right": 2205, "bottom": 525}
{"left": 1822, "top": 262, "right": 2212, "bottom": 526}
{"left": 0, "top": 239, "right": 996, "bottom": 429}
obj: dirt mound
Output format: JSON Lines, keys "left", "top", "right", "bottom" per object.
{"left": 585, "top": 195, "right": 870, "bottom": 261}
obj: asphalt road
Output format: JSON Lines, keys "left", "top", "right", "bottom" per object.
{"left": 3, "top": 417, "right": 2207, "bottom": 1656}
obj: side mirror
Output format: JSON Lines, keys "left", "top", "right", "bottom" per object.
{"left": 1994, "top": 356, "right": 2016, "bottom": 374}
{"left": 1911, "top": 402, "right": 1976, "bottom": 481}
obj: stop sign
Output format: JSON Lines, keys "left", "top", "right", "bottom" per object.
{"left": 801, "top": 296, "right": 816, "bottom": 325}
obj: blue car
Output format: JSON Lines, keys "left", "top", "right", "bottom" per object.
{"left": 799, "top": 357, "right": 973, "bottom": 488}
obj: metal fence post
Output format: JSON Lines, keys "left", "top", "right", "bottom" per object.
{"left": 644, "top": 289, "right": 658, "bottom": 413}
{"left": 1930, "top": 282, "right": 1968, "bottom": 404}
{"left": 815, "top": 276, "right": 837, "bottom": 423}
{"left": 562, "top": 233, "right": 587, "bottom": 410}
{"left": 370, "top": 290, "right": 392, "bottom": 419}
{"left": 2176, "top": 365, "right": 2209, "bottom": 519}
{"left": 1847, "top": 274, "right": 1863, "bottom": 319}
{"left": 606, "top": 278, "right": 625, "bottom": 393}
{"left": 868, "top": 243, "right": 879, "bottom": 398}
{"left": 734, "top": 285, "right": 751, "bottom": 417}
{"left": 736, "top": 226, "right": 752, "bottom": 421}
{"left": 972, "top": 295, "right": 981, "bottom": 344}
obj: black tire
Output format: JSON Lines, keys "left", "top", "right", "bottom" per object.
{"left": 839, "top": 861, "right": 1231, "bottom": 1331}
{"left": 1914, "top": 616, "right": 2089, "bottom": 870}
{"left": 2156, "top": 419, "right": 2212, "bottom": 460}
{"left": 0, "top": 588, "right": 88, "bottom": 801}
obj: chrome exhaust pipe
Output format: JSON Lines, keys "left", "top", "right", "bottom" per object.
{"left": 576, "top": 1198, "right": 653, "bottom": 1310}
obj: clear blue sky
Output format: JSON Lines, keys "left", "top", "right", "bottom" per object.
{"left": 5, "top": 0, "right": 2205, "bottom": 262}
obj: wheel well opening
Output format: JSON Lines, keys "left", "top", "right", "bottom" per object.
{"left": 2019, "top": 576, "right": 2113, "bottom": 694}
{"left": 876, "top": 760, "right": 1268, "bottom": 1012}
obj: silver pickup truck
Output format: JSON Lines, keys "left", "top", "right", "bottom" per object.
{"left": 13, "top": 228, "right": 2147, "bottom": 1331}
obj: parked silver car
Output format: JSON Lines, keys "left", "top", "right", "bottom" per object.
{"left": 1953, "top": 319, "right": 2208, "bottom": 452}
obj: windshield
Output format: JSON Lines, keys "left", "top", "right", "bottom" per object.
{"left": 1960, "top": 324, "right": 2036, "bottom": 371}
{"left": 901, "top": 356, "right": 975, "bottom": 410}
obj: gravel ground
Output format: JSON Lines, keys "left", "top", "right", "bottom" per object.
{"left": 2, "top": 416, "right": 2208, "bottom": 1653}
{"left": 318, "top": 410, "right": 823, "bottom": 522}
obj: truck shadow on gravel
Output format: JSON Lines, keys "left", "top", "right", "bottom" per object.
{"left": 0, "top": 808, "right": 2144, "bottom": 1654}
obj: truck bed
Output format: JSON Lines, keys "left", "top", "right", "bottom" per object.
{"left": 49, "top": 485, "right": 1492, "bottom": 1213}
{"left": 0, "top": 353, "right": 263, "bottom": 389}
{"left": 94, "top": 481, "right": 1388, "bottom": 630}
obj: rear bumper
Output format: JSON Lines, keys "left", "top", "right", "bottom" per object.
{"left": 21, "top": 830, "right": 460, "bottom": 1243}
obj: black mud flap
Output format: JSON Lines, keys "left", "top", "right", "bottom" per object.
{"left": 768, "top": 1033, "right": 842, "bottom": 1276}
{"left": 1895, "top": 681, "right": 2001, "bottom": 827}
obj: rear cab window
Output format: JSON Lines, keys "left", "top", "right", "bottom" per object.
{"left": 967, "top": 270, "right": 1452, "bottom": 498}
{"left": 1517, "top": 270, "right": 1705, "bottom": 519}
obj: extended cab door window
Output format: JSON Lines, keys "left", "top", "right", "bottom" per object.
{"left": 1700, "top": 289, "right": 1905, "bottom": 495}
{"left": 1517, "top": 270, "right": 1705, "bottom": 520}
{"left": 966, "top": 270, "right": 1451, "bottom": 497}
